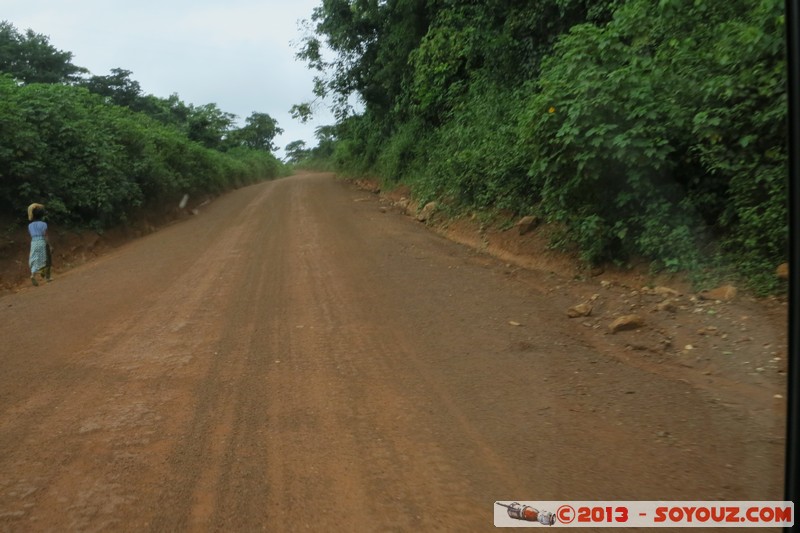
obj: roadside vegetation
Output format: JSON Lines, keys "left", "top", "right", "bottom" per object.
{"left": 0, "top": 21, "right": 287, "bottom": 232}
{"left": 294, "top": 0, "right": 788, "bottom": 294}
{"left": 283, "top": 125, "right": 337, "bottom": 172}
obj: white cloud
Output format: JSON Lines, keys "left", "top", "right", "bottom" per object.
{"left": 175, "top": 3, "right": 307, "bottom": 50}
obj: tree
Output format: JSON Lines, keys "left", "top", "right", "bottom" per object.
{"left": 296, "top": 0, "right": 787, "bottom": 291}
{"left": 0, "top": 21, "right": 86, "bottom": 84}
{"left": 312, "top": 125, "right": 337, "bottom": 158}
{"left": 186, "top": 103, "right": 237, "bottom": 150}
{"left": 296, "top": 0, "right": 433, "bottom": 120}
{"left": 79, "top": 68, "right": 143, "bottom": 108}
{"left": 290, "top": 102, "right": 314, "bottom": 123}
{"left": 234, "top": 112, "right": 283, "bottom": 152}
{"left": 284, "top": 140, "right": 309, "bottom": 163}
{"left": 137, "top": 93, "right": 192, "bottom": 128}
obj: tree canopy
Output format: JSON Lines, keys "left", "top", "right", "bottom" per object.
{"left": 296, "top": 0, "right": 788, "bottom": 293}
{"left": 0, "top": 21, "right": 87, "bottom": 84}
{"left": 234, "top": 112, "right": 284, "bottom": 152}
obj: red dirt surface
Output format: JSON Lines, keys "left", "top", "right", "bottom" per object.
{"left": 0, "top": 173, "right": 786, "bottom": 531}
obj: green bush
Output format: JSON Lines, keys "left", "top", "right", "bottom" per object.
{"left": 517, "top": 0, "right": 786, "bottom": 284}
{"left": 307, "top": 0, "right": 788, "bottom": 292}
{"left": 0, "top": 79, "right": 143, "bottom": 227}
{"left": 0, "top": 75, "right": 285, "bottom": 230}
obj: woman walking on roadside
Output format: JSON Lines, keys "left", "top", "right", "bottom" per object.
{"left": 27, "top": 203, "right": 51, "bottom": 285}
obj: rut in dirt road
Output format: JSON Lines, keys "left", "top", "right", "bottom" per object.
{"left": 0, "top": 173, "right": 784, "bottom": 531}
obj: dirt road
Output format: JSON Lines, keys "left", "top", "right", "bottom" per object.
{"left": 0, "top": 173, "right": 786, "bottom": 531}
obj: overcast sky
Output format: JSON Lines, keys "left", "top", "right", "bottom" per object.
{"left": 3, "top": 0, "right": 334, "bottom": 159}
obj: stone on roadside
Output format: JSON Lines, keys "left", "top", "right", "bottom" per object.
{"left": 655, "top": 286, "right": 680, "bottom": 297}
{"left": 589, "top": 266, "right": 605, "bottom": 277}
{"left": 416, "top": 201, "right": 437, "bottom": 222}
{"left": 699, "top": 284, "right": 737, "bottom": 302}
{"left": 776, "top": 262, "right": 789, "bottom": 280}
{"left": 516, "top": 215, "right": 541, "bottom": 235}
{"left": 609, "top": 314, "right": 645, "bottom": 333}
{"left": 642, "top": 286, "right": 679, "bottom": 297}
{"left": 655, "top": 299, "right": 678, "bottom": 313}
{"left": 567, "top": 302, "right": 593, "bottom": 318}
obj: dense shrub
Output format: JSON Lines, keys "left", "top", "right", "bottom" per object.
{"left": 522, "top": 0, "right": 786, "bottom": 288}
{"left": 0, "top": 75, "right": 284, "bottom": 229}
{"left": 304, "top": 0, "right": 788, "bottom": 292}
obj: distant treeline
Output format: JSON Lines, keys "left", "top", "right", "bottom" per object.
{"left": 298, "top": 0, "right": 788, "bottom": 292}
{"left": 0, "top": 21, "right": 286, "bottom": 230}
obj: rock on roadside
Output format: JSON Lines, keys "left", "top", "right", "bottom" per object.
{"left": 567, "top": 302, "right": 593, "bottom": 318}
{"left": 609, "top": 314, "right": 645, "bottom": 333}
{"left": 776, "top": 263, "right": 789, "bottom": 280}
{"left": 516, "top": 215, "right": 541, "bottom": 236}
{"left": 655, "top": 300, "right": 678, "bottom": 313}
{"left": 698, "top": 284, "right": 737, "bottom": 302}
{"left": 416, "top": 201, "right": 437, "bottom": 222}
